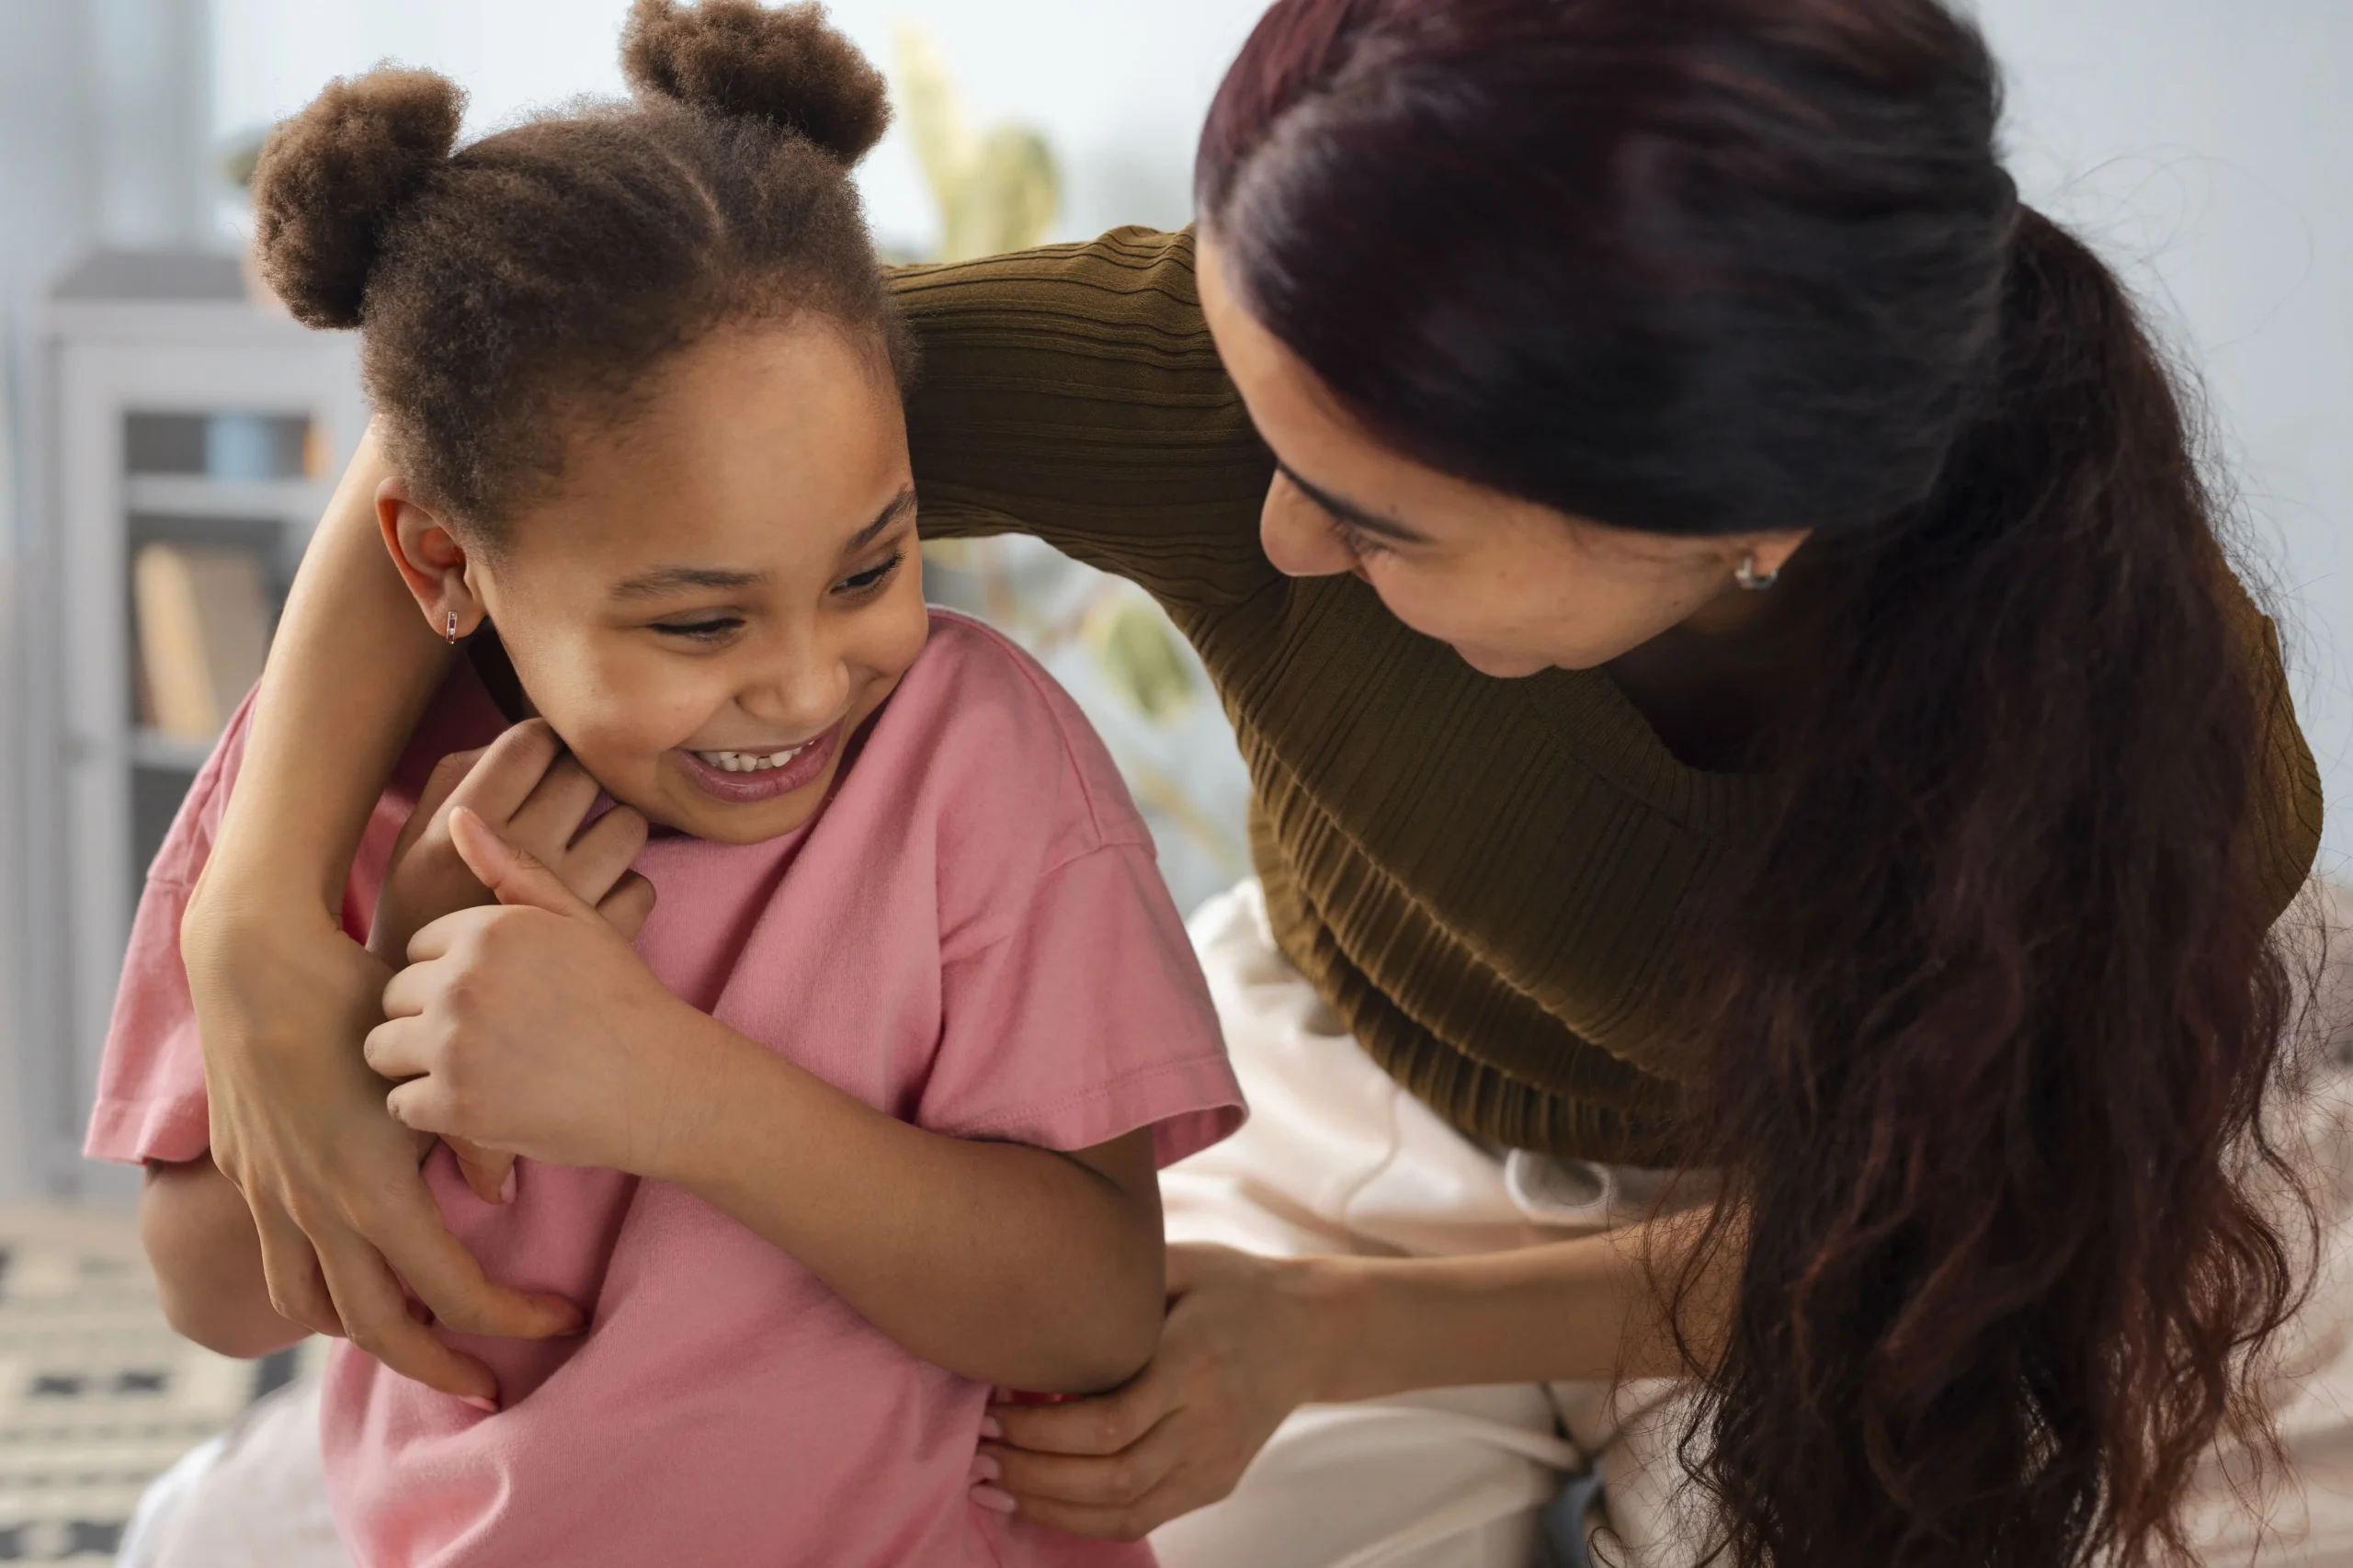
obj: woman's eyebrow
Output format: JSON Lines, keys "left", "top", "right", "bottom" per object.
{"left": 841, "top": 486, "right": 919, "bottom": 557}
{"left": 1276, "top": 460, "right": 1432, "bottom": 546}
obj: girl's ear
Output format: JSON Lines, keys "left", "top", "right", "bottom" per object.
{"left": 377, "top": 477, "right": 488, "bottom": 640}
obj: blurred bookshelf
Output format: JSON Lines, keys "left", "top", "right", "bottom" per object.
{"left": 20, "top": 253, "right": 365, "bottom": 1199}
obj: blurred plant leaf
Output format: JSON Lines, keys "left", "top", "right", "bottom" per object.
{"left": 1088, "top": 598, "right": 1196, "bottom": 723}
{"left": 895, "top": 24, "right": 1061, "bottom": 263}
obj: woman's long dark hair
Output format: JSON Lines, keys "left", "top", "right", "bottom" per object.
{"left": 1199, "top": 2, "right": 2322, "bottom": 1564}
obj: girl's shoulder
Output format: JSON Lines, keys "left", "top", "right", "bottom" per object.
{"left": 887, "top": 608, "right": 1153, "bottom": 860}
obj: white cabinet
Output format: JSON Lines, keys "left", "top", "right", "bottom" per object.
{"left": 20, "top": 254, "right": 364, "bottom": 1199}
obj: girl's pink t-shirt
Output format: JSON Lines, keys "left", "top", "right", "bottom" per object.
{"left": 89, "top": 610, "right": 1245, "bottom": 1568}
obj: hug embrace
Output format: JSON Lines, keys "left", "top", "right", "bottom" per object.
{"left": 95, "top": 1, "right": 2338, "bottom": 1567}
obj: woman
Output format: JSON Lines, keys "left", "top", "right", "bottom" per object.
{"left": 176, "top": 0, "right": 2328, "bottom": 1564}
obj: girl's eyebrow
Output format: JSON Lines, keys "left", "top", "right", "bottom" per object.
{"left": 610, "top": 564, "right": 768, "bottom": 601}
{"left": 842, "top": 486, "right": 919, "bottom": 556}
{"left": 608, "top": 491, "right": 917, "bottom": 602}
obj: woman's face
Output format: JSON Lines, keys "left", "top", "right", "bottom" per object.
{"left": 391, "top": 320, "right": 929, "bottom": 845}
{"left": 1198, "top": 234, "right": 1807, "bottom": 676}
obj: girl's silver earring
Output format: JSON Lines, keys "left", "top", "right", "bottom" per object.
{"left": 1734, "top": 552, "right": 1779, "bottom": 592}
{"left": 446, "top": 610, "right": 460, "bottom": 644}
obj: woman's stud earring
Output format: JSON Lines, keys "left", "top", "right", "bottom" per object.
{"left": 1734, "top": 552, "right": 1779, "bottom": 592}
{"left": 446, "top": 610, "right": 460, "bottom": 644}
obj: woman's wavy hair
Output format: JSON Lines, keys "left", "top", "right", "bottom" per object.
{"left": 1199, "top": 2, "right": 2325, "bottom": 1563}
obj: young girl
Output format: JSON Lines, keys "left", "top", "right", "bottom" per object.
{"left": 87, "top": 4, "right": 1244, "bottom": 1563}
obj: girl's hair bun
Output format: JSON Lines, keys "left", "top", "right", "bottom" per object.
{"left": 622, "top": 0, "right": 891, "bottom": 165}
{"left": 250, "top": 68, "right": 465, "bottom": 329}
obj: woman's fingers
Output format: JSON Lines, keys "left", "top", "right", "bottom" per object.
{"left": 597, "top": 871, "right": 659, "bottom": 941}
{"left": 983, "top": 1406, "right": 1186, "bottom": 1508}
{"left": 560, "top": 804, "right": 650, "bottom": 908}
{"left": 308, "top": 1224, "right": 502, "bottom": 1404}
{"left": 990, "top": 1365, "right": 1176, "bottom": 1457}
{"left": 369, "top": 1199, "right": 583, "bottom": 1345}
{"left": 986, "top": 1472, "right": 1200, "bottom": 1543}
{"left": 249, "top": 1202, "right": 343, "bottom": 1337}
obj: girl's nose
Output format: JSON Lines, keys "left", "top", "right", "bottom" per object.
{"left": 738, "top": 645, "right": 851, "bottom": 734}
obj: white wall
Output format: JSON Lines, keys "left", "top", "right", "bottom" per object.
{"left": 208, "top": 0, "right": 2347, "bottom": 869}
{"left": 1972, "top": 0, "right": 2351, "bottom": 874}
{"left": 211, "top": 0, "right": 1270, "bottom": 253}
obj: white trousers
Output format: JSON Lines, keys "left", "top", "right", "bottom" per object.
{"left": 129, "top": 881, "right": 2353, "bottom": 1568}
{"left": 1151, "top": 881, "right": 2353, "bottom": 1568}
{"left": 1151, "top": 882, "right": 1705, "bottom": 1568}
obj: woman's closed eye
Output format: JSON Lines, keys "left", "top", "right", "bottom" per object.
{"left": 1326, "top": 516, "right": 1392, "bottom": 561}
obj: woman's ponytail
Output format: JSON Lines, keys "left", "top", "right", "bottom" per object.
{"left": 1671, "top": 205, "right": 2322, "bottom": 1568}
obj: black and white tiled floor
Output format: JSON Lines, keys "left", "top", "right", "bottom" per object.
{"left": 0, "top": 1205, "right": 294, "bottom": 1565}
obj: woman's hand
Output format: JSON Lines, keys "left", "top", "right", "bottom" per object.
{"left": 180, "top": 878, "right": 587, "bottom": 1405}
{"left": 366, "top": 809, "right": 710, "bottom": 1174}
{"left": 975, "top": 1244, "right": 1354, "bottom": 1540}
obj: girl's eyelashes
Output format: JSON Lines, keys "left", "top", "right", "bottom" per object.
{"left": 834, "top": 547, "right": 905, "bottom": 599}
{"left": 652, "top": 615, "right": 747, "bottom": 643}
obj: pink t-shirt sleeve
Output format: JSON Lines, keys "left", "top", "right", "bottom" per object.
{"left": 920, "top": 836, "right": 1242, "bottom": 1166}
{"left": 85, "top": 671, "right": 504, "bottom": 1167}
{"left": 84, "top": 700, "right": 253, "bottom": 1165}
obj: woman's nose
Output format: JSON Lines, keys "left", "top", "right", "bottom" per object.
{"left": 1259, "top": 473, "right": 1357, "bottom": 579}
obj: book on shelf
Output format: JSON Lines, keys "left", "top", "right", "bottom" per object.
{"left": 132, "top": 543, "right": 270, "bottom": 744}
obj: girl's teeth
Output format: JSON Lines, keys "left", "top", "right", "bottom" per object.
{"left": 698, "top": 745, "right": 806, "bottom": 774}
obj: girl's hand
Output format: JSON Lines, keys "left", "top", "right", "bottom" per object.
{"left": 179, "top": 880, "right": 587, "bottom": 1407}
{"left": 369, "top": 720, "right": 654, "bottom": 966}
{"left": 366, "top": 809, "right": 710, "bottom": 1175}
{"left": 977, "top": 1244, "right": 1352, "bottom": 1540}
{"left": 369, "top": 719, "right": 655, "bottom": 1201}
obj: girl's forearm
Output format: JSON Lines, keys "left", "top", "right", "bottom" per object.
{"left": 203, "top": 424, "right": 453, "bottom": 916}
{"left": 1301, "top": 1207, "right": 1733, "bottom": 1402}
{"left": 648, "top": 1016, "right": 1165, "bottom": 1393}
{"left": 141, "top": 1159, "right": 314, "bottom": 1360}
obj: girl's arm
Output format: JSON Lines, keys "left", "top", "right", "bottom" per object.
{"left": 141, "top": 1158, "right": 314, "bottom": 1362}
{"left": 369, "top": 815, "right": 1165, "bottom": 1392}
{"left": 179, "top": 426, "right": 580, "bottom": 1406}
{"left": 664, "top": 1032, "right": 1165, "bottom": 1392}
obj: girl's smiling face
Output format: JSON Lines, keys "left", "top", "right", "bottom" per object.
{"left": 381, "top": 319, "right": 928, "bottom": 845}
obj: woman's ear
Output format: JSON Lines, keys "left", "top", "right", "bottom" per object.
{"left": 1740, "top": 528, "right": 1813, "bottom": 584}
{"left": 376, "top": 478, "right": 488, "bottom": 641}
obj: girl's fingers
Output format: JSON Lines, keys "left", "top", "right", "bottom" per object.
{"left": 444, "top": 1136, "right": 516, "bottom": 1205}
{"left": 597, "top": 872, "right": 659, "bottom": 942}
{"left": 446, "top": 720, "right": 565, "bottom": 825}
{"left": 989, "top": 1366, "right": 1176, "bottom": 1457}
{"left": 383, "top": 1075, "right": 451, "bottom": 1137}
{"left": 983, "top": 1409, "right": 1187, "bottom": 1508}
{"left": 560, "top": 804, "right": 650, "bottom": 908}
{"left": 362, "top": 1017, "right": 432, "bottom": 1082}
{"left": 506, "top": 755, "right": 603, "bottom": 858}
{"left": 414, "top": 747, "right": 489, "bottom": 826}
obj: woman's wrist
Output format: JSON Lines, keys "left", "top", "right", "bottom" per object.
{"left": 1275, "top": 1253, "right": 1381, "bottom": 1407}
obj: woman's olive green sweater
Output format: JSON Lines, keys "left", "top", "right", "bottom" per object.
{"left": 891, "top": 227, "right": 2327, "bottom": 1164}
